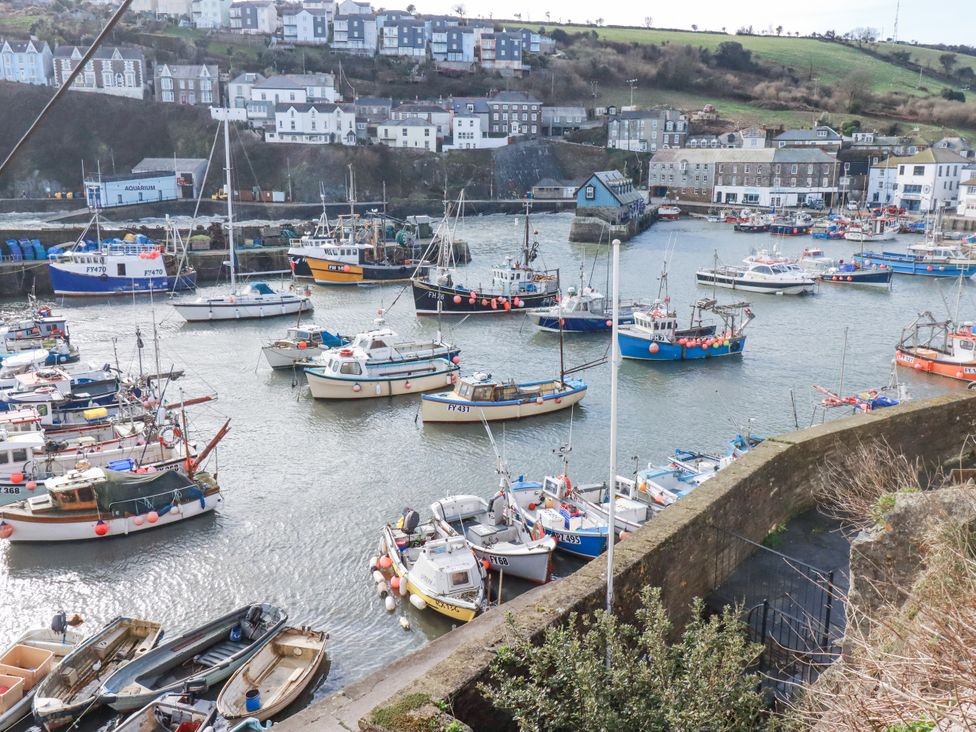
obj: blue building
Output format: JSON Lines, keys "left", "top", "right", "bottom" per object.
{"left": 575, "top": 171, "right": 646, "bottom": 224}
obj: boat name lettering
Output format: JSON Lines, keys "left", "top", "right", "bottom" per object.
{"left": 446, "top": 404, "right": 471, "bottom": 413}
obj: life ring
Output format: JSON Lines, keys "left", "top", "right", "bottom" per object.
{"left": 558, "top": 474, "right": 572, "bottom": 496}
{"left": 532, "top": 522, "right": 546, "bottom": 541}
{"left": 158, "top": 425, "right": 182, "bottom": 449}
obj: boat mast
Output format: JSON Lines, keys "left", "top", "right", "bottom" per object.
{"left": 210, "top": 108, "right": 246, "bottom": 290}
{"left": 522, "top": 198, "right": 531, "bottom": 268}
{"left": 606, "top": 237, "right": 621, "bottom": 618}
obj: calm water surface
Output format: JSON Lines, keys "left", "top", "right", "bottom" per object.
{"left": 1, "top": 213, "right": 972, "bottom": 728}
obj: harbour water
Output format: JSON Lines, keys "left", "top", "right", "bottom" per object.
{"left": 0, "top": 212, "right": 967, "bottom": 729}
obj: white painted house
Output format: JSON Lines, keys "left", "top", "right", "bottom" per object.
{"left": 959, "top": 177, "right": 976, "bottom": 218}
{"left": 281, "top": 6, "right": 329, "bottom": 44}
{"left": 247, "top": 73, "right": 337, "bottom": 128}
{"left": 267, "top": 102, "right": 358, "bottom": 145}
{"left": 443, "top": 114, "right": 509, "bottom": 150}
{"left": 0, "top": 39, "right": 53, "bottom": 86}
{"left": 229, "top": 0, "right": 278, "bottom": 34}
{"left": 378, "top": 118, "right": 437, "bottom": 151}
{"left": 192, "top": 0, "right": 231, "bottom": 27}
{"left": 867, "top": 157, "right": 900, "bottom": 207}
{"left": 228, "top": 71, "right": 265, "bottom": 109}
{"left": 894, "top": 148, "right": 970, "bottom": 213}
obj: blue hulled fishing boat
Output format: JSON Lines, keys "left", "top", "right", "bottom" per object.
{"left": 853, "top": 243, "right": 976, "bottom": 278}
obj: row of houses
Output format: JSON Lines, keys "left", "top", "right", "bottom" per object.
{"left": 867, "top": 147, "right": 975, "bottom": 213}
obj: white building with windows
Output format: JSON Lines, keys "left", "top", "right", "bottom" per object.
{"left": 267, "top": 102, "right": 357, "bottom": 145}
{"left": 154, "top": 64, "right": 218, "bottom": 106}
{"left": 247, "top": 73, "right": 337, "bottom": 128}
{"left": 443, "top": 114, "right": 508, "bottom": 150}
{"left": 867, "top": 157, "right": 901, "bottom": 207}
{"left": 281, "top": 6, "right": 329, "bottom": 44}
{"left": 959, "top": 178, "right": 976, "bottom": 218}
{"left": 377, "top": 118, "right": 437, "bottom": 151}
{"left": 0, "top": 39, "right": 53, "bottom": 85}
{"left": 228, "top": 71, "right": 264, "bottom": 109}
{"left": 192, "top": 0, "right": 232, "bottom": 27}
{"left": 486, "top": 91, "right": 541, "bottom": 136}
{"left": 607, "top": 108, "right": 687, "bottom": 152}
{"left": 893, "top": 148, "right": 970, "bottom": 213}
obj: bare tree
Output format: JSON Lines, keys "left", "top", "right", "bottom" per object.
{"left": 452, "top": 3, "right": 465, "bottom": 19}
{"left": 643, "top": 16, "right": 653, "bottom": 29}
{"left": 775, "top": 24, "right": 783, "bottom": 35}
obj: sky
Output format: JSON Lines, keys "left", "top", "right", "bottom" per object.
{"left": 418, "top": 0, "right": 974, "bottom": 46}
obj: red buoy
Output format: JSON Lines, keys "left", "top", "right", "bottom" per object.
{"left": 0, "top": 522, "right": 13, "bottom": 540}
{"left": 481, "top": 299, "right": 488, "bottom": 307}
{"left": 452, "top": 356, "right": 460, "bottom": 364}
{"left": 390, "top": 576, "right": 401, "bottom": 591}
{"left": 25, "top": 480, "right": 37, "bottom": 492}
{"left": 453, "top": 295, "right": 462, "bottom": 304}
{"left": 147, "top": 511, "right": 159, "bottom": 524}
{"left": 10, "top": 473, "right": 23, "bottom": 485}
{"left": 379, "top": 555, "right": 393, "bottom": 570}
{"left": 648, "top": 342, "right": 660, "bottom": 354}
{"left": 94, "top": 520, "right": 109, "bottom": 537}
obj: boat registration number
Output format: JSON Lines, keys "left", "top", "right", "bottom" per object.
{"left": 446, "top": 404, "right": 470, "bottom": 413}
{"left": 84, "top": 266, "right": 107, "bottom": 273}
{"left": 552, "top": 532, "right": 581, "bottom": 545}
{"left": 144, "top": 268, "right": 166, "bottom": 276}
{"left": 488, "top": 555, "right": 509, "bottom": 567}
{"left": 0, "top": 486, "right": 22, "bottom": 495}
{"left": 899, "top": 355, "right": 915, "bottom": 364}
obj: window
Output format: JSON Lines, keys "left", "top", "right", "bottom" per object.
{"left": 913, "top": 165, "right": 924, "bottom": 176}
{"left": 161, "top": 77, "right": 173, "bottom": 90}
{"left": 584, "top": 185, "right": 595, "bottom": 200}
{"left": 12, "top": 449, "right": 27, "bottom": 462}
{"left": 450, "top": 571, "right": 471, "bottom": 587}
{"left": 791, "top": 164, "right": 798, "bottom": 174}
{"left": 339, "top": 362, "right": 362, "bottom": 375}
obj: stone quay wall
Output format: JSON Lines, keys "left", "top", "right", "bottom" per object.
{"left": 278, "top": 391, "right": 976, "bottom": 731}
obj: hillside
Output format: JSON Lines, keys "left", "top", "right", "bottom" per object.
{"left": 0, "top": 83, "right": 619, "bottom": 201}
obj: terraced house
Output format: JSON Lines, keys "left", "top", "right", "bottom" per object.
{"left": 487, "top": 91, "right": 540, "bottom": 136}
{"left": 607, "top": 108, "right": 687, "bottom": 152}
{"left": 332, "top": 13, "right": 378, "bottom": 55}
{"left": 53, "top": 45, "right": 145, "bottom": 99}
{"left": 281, "top": 6, "right": 330, "bottom": 44}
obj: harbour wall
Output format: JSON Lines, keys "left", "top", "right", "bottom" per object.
{"left": 568, "top": 211, "right": 655, "bottom": 243}
{"left": 277, "top": 391, "right": 976, "bottom": 732}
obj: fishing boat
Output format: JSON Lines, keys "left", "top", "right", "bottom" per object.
{"left": 526, "top": 267, "right": 649, "bottom": 333}
{"left": 305, "top": 347, "right": 458, "bottom": 400}
{"left": 216, "top": 626, "right": 327, "bottom": 723}
{"left": 380, "top": 511, "right": 486, "bottom": 622}
{"left": 111, "top": 693, "right": 217, "bottom": 732}
{"left": 430, "top": 492, "right": 556, "bottom": 584}
{"left": 0, "top": 458, "right": 223, "bottom": 543}
{"left": 261, "top": 325, "right": 348, "bottom": 369}
{"left": 798, "top": 247, "right": 836, "bottom": 271}
{"left": 656, "top": 205, "right": 681, "bottom": 220}
{"left": 46, "top": 214, "right": 196, "bottom": 297}
{"left": 305, "top": 323, "right": 459, "bottom": 370}
{"left": 172, "top": 109, "right": 312, "bottom": 322}
{"left": 733, "top": 213, "right": 771, "bottom": 233}
{"left": 810, "top": 219, "right": 845, "bottom": 240}
{"left": 412, "top": 195, "right": 559, "bottom": 315}
{"left": 506, "top": 476, "right": 610, "bottom": 559}
{"left": 853, "top": 243, "right": 976, "bottom": 277}
{"left": 844, "top": 217, "right": 899, "bottom": 242}
{"left": 421, "top": 372, "right": 586, "bottom": 423}
{"left": 695, "top": 259, "right": 816, "bottom": 295}
{"left": 895, "top": 312, "right": 976, "bottom": 382}
{"left": 769, "top": 212, "right": 813, "bottom": 236}
{"left": 32, "top": 616, "right": 163, "bottom": 730}
{"left": 618, "top": 289, "right": 753, "bottom": 362}
{"left": 0, "top": 613, "right": 86, "bottom": 732}
{"left": 97, "top": 604, "right": 287, "bottom": 712}
{"left": 818, "top": 261, "right": 893, "bottom": 286}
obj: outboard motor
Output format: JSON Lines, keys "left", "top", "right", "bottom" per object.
{"left": 399, "top": 508, "right": 420, "bottom": 535}
{"left": 51, "top": 611, "right": 67, "bottom": 635}
{"left": 487, "top": 493, "right": 506, "bottom": 526}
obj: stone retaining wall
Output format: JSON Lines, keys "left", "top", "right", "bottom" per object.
{"left": 278, "top": 391, "right": 976, "bottom": 731}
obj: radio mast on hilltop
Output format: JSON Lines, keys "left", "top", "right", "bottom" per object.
{"left": 892, "top": 0, "right": 900, "bottom": 42}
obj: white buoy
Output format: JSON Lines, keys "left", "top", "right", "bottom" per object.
{"left": 368, "top": 556, "right": 379, "bottom": 572}
{"left": 385, "top": 595, "right": 396, "bottom": 612}
{"left": 372, "top": 570, "right": 385, "bottom": 584}
{"left": 398, "top": 579, "right": 408, "bottom": 596}
{"left": 409, "top": 593, "right": 427, "bottom": 611}
{"left": 399, "top": 616, "right": 411, "bottom": 630}
{"left": 376, "top": 581, "right": 389, "bottom": 597}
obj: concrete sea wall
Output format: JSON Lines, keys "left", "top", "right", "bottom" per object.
{"left": 277, "top": 391, "right": 976, "bottom": 732}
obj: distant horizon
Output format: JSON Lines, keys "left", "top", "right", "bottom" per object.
{"left": 415, "top": 1, "right": 973, "bottom": 47}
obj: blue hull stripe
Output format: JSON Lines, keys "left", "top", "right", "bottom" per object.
{"left": 853, "top": 254, "right": 976, "bottom": 277}
{"left": 49, "top": 269, "right": 197, "bottom": 296}
{"left": 618, "top": 334, "right": 746, "bottom": 361}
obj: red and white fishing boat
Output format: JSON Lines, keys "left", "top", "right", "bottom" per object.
{"left": 895, "top": 312, "right": 976, "bottom": 383}
{"left": 656, "top": 205, "right": 681, "bottom": 221}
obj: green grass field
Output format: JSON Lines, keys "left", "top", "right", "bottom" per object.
{"left": 523, "top": 24, "right": 948, "bottom": 96}
{"left": 882, "top": 42, "right": 976, "bottom": 79}
{"left": 0, "top": 13, "right": 43, "bottom": 35}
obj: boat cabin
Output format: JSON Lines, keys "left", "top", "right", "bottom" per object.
{"left": 906, "top": 244, "right": 968, "bottom": 261}
{"left": 417, "top": 535, "right": 483, "bottom": 596}
{"left": 453, "top": 374, "right": 565, "bottom": 403}
{"left": 490, "top": 258, "right": 555, "bottom": 297}
{"left": 0, "top": 431, "right": 44, "bottom": 479}
{"left": 561, "top": 286, "right": 605, "bottom": 313}
{"left": 36, "top": 468, "right": 106, "bottom": 512}
{"left": 632, "top": 309, "right": 678, "bottom": 336}
{"left": 0, "top": 408, "right": 42, "bottom": 434}
{"left": 285, "top": 327, "right": 327, "bottom": 347}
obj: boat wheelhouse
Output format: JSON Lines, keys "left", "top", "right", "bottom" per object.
{"left": 895, "top": 312, "right": 976, "bottom": 382}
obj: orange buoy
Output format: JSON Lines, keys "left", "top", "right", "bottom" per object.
{"left": 147, "top": 511, "right": 159, "bottom": 524}
{"left": 0, "top": 521, "right": 13, "bottom": 539}
{"left": 94, "top": 520, "right": 109, "bottom": 537}
{"left": 378, "top": 555, "right": 393, "bottom": 570}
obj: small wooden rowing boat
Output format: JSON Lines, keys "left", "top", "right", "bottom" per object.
{"left": 33, "top": 616, "right": 162, "bottom": 730}
{"left": 217, "top": 626, "right": 327, "bottom": 722}
{"left": 97, "top": 604, "right": 287, "bottom": 712}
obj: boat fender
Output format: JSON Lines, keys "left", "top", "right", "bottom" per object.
{"left": 399, "top": 616, "right": 411, "bottom": 630}
{"left": 409, "top": 594, "right": 427, "bottom": 611}
{"left": 399, "top": 579, "right": 408, "bottom": 596}
{"left": 369, "top": 556, "right": 379, "bottom": 572}
{"left": 384, "top": 595, "right": 396, "bottom": 612}
{"left": 376, "top": 582, "right": 389, "bottom": 597}
{"left": 372, "top": 569, "right": 385, "bottom": 584}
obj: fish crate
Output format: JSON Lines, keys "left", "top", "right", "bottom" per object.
{"left": 0, "top": 644, "right": 54, "bottom": 691}
{"left": 0, "top": 674, "right": 24, "bottom": 714}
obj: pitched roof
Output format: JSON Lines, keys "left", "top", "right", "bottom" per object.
{"left": 394, "top": 102, "right": 447, "bottom": 113}
{"left": 772, "top": 148, "right": 837, "bottom": 163}
{"left": 1, "top": 39, "right": 49, "bottom": 53}
{"left": 275, "top": 102, "right": 354, "bottom": 112}
{"left": 650, "top": 149, "right": 776, "bottom": 163}
{"left": 961, "top": 178, "right": 976, "bottom": 186}
{"left": 156, "top": 64, "right": 217, "bottom": 77}
{"left": 581, "top": 170, "right": 643, "bottom": 206}
{"left": 133, "top": 158, "right": 207, "bottom": 172}
{"left": 230, "top": 71, "right": 266, "bottom": 84}
{"left": 254, "top": 75, "right": 304, "bottom": 89}
{"left": 53, "top": 45, "right": 144, "bottom": 60}
{"left": 899, "top": 147, "right": 969, "bottom": 165}
{"left": 381, "top": 117, "right": 436, "bottom": 126}
{"left": 490, "top": 91, "right": 541, "bottom": 104}
{"left": 355, "top": 96, "right": 392, "bottom": 106}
